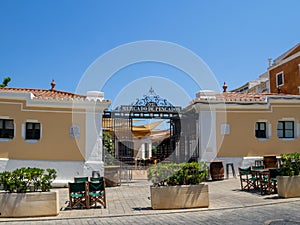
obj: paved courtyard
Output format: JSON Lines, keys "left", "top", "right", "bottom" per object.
{"left": 1, "top": 171, "right": 300, "bottom": 224}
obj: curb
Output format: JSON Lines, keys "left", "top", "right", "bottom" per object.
{"left": 0, "top": 198, "right": 299, "bottom": 223}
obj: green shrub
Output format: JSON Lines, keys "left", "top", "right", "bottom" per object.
{"left": 0, "top": 167, "right": 57, "bottom": 193}
{"left": 147, "top": 162, "right": 208, "bottom": 187}
{"left": 280, "top": 152, "right": 300, "bottom": 176}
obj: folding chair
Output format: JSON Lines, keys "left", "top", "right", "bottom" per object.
{"left": 74, "top": 177, "right": 88, "bottom": 183}
{"left": 259, "top": 168, "right": 280, "bottom": 195}
{"left": 68, "top": 182, "right": 89, "bottom": 209}
{"left": 238, "top": 167, "right": 256, "bottom": 191}
{"left": 87, "top": 180, "right": 106, "bottom": 208}
{"left": 251, "top": 165, "right": 265, "bottom": 189}
{"left": 90, "top": 177, "right": 103, "bottom": 182}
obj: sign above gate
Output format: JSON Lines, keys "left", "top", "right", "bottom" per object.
{"left": 110, "top": 88, "right": 182, "bottom": 119}
{"left": 119, "top": 104, "right": 181, "bottom": 113}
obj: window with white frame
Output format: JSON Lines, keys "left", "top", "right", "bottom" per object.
{"left": 25, "top": 122, "right": 41, "bottom": 140}
{"left": 0, "top": 119, "right": 14, "bottom": 139}
{"left": 276, "top": 72, "right": 284, "bottom": 87}
{"left": 255, "top": 122, "right": 267, "bottom": 138}
{"left": 277, "top": 121, "right": 294, "bottom": 139}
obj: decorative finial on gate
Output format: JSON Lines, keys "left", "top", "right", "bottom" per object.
{"left": 149, "top": 87, "right": 155, "bottom": 95}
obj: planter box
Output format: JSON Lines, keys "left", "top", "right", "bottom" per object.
{"left": 0, "top": 191, "right": 59, "bottom": 217}
{"left": 277, "top": 175, "right": 300, "bottom": 198}
{"left": 150, "top": 184, "right": 209, "bottom": 209}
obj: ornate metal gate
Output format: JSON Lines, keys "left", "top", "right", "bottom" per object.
{"left": 102, "top": 88, "right": 198, "bottom": 167}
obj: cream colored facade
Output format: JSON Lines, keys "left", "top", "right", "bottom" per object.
{"left": 3, "top": 85, "right": 300, "bottom": 181}
{"left": 0, "top": 89, "right": 110, "bottom": 185}
{"left": 187, "top": 91, "right": 300, "bottom": 169}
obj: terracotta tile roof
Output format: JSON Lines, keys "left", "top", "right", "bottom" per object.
{"left": 215, "top": 92, "right": 269, "bottom": 102}
{"left": 195, "top": 92, "right": 300, "bottom": 103}
{"left": 0, "top": 87, "right": 86, "bottom": 100}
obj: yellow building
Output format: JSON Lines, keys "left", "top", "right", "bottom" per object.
{"left": 3, "top": 80, "right": 300, "bottom": 181}
{"left": 185, "top": 90, "right": 300, "bottom": 170}
{"left": 0, "top": 84, "right": 110, "bottom": 185}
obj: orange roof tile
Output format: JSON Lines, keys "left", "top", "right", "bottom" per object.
{"left": 0, "top": 87, "right": 86, "bottom": 100}
{"left": 195, "top": 92, "right": 300, "bottom": 103}
{"left": 215, "top": 92, "right": 268, "bottom": 102}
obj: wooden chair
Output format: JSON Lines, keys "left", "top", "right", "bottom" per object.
{"left": 90, "top": 177, "right": 103, "bottom": 182}
{"left": 259, "top": 168, "right": 280, "bottom": 195}
{"left": 238, "top": 167, "right": 256, "bottom": 191}
{"left": 251, "top": 165, "right": 265, "bottom": 189}
{"left": 68, "top": 182, "right": 89, "bottom": 209}
{"left": 254, "top": 160, "right": 263, "bottom": 166}
{"left": 87, "top": 179, "right": 106, "bottom": 208}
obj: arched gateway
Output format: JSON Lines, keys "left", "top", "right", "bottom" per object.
{"left": 102, "top": 88, "right": 199, "bottom": 168}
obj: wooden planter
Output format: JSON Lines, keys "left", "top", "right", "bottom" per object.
{"left": 0, "top": 191, "right": 59, "bottom": 217}
{"left": 277, "top": 175, "right": 300, "bottom": 198}
{"left": 150, "top": 184, "right": 209, "bottom": 209}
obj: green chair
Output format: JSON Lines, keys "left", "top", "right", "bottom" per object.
{"left": 90, "top": 177, "right": 104, "bottom": 182}
{"left": 251, "top": 165, "right": 265, "bottom": 170}
{"left": 74, "top": 177, "right": 88, "bottom": 183}
{"left": 239, "top": 167, "right": 256, "bottom": 191}
{"left": 251, "top": 165, "right": 265, "bottom": 189}
{"left": 260, "top": 168, "right": 280, "bottom": 195}
{"left": 87, "top": 180, "right": 106, "bottom": 208}
{"left": 68, "top": 182, "right": 88, "bottom": 209}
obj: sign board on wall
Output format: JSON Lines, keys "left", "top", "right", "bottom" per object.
{"left": 70, "top": 125, "right": 80, "bottom": 138}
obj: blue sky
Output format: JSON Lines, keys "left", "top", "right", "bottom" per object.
{"left": 1, "top": 1, "right": 300, "bottom": 106}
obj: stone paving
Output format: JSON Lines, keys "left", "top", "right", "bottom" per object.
{"left": 1, "top": 172, "right": 300, "bottom": 224}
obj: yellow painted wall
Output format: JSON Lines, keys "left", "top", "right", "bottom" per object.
{"left": 216, "top": 103, "right": 300, "bottom": 157}
{"left": 0, "top": 101, "right": 86, "bottom": 161}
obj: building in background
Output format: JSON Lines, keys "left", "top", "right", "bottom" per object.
{"left": 232, "top": 43, "right": 300, "bottom": 95}
{"left": 231, "top": 72, "right": 269, "bottom": 94}
{"left": 269, "top": 43, "right": 300, "bottom": 94}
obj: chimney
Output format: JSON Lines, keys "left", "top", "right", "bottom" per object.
{"left": 268, "top": 58, "right": 272, "bottom": 68}
{"left": 50, "top": 79, "right": 56, "bottom": 90}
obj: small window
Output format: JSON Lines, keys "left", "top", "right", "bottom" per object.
{"left": 277, "top": 121, "right": 294, "bottom": 139}
{"left": 25, "top": 122, "right": 41, "bottom": 140}
{"left": 255, "top": 122, "right": 267, "bottom": 138}
{"left": 0, "top": 119, "right": 14, "bottom": 139}
{"left": 276, "top": 72, "right": 284, "bottom": 86}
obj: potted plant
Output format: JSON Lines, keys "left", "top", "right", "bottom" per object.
{"left": 0, "top": 167, "right": 58, "bottom": 217}
{"left": 147, "top": 161, "right": 209, "bottom": 209}
{"left": 277, "top": 152, "right": 300, "bottom": 198}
